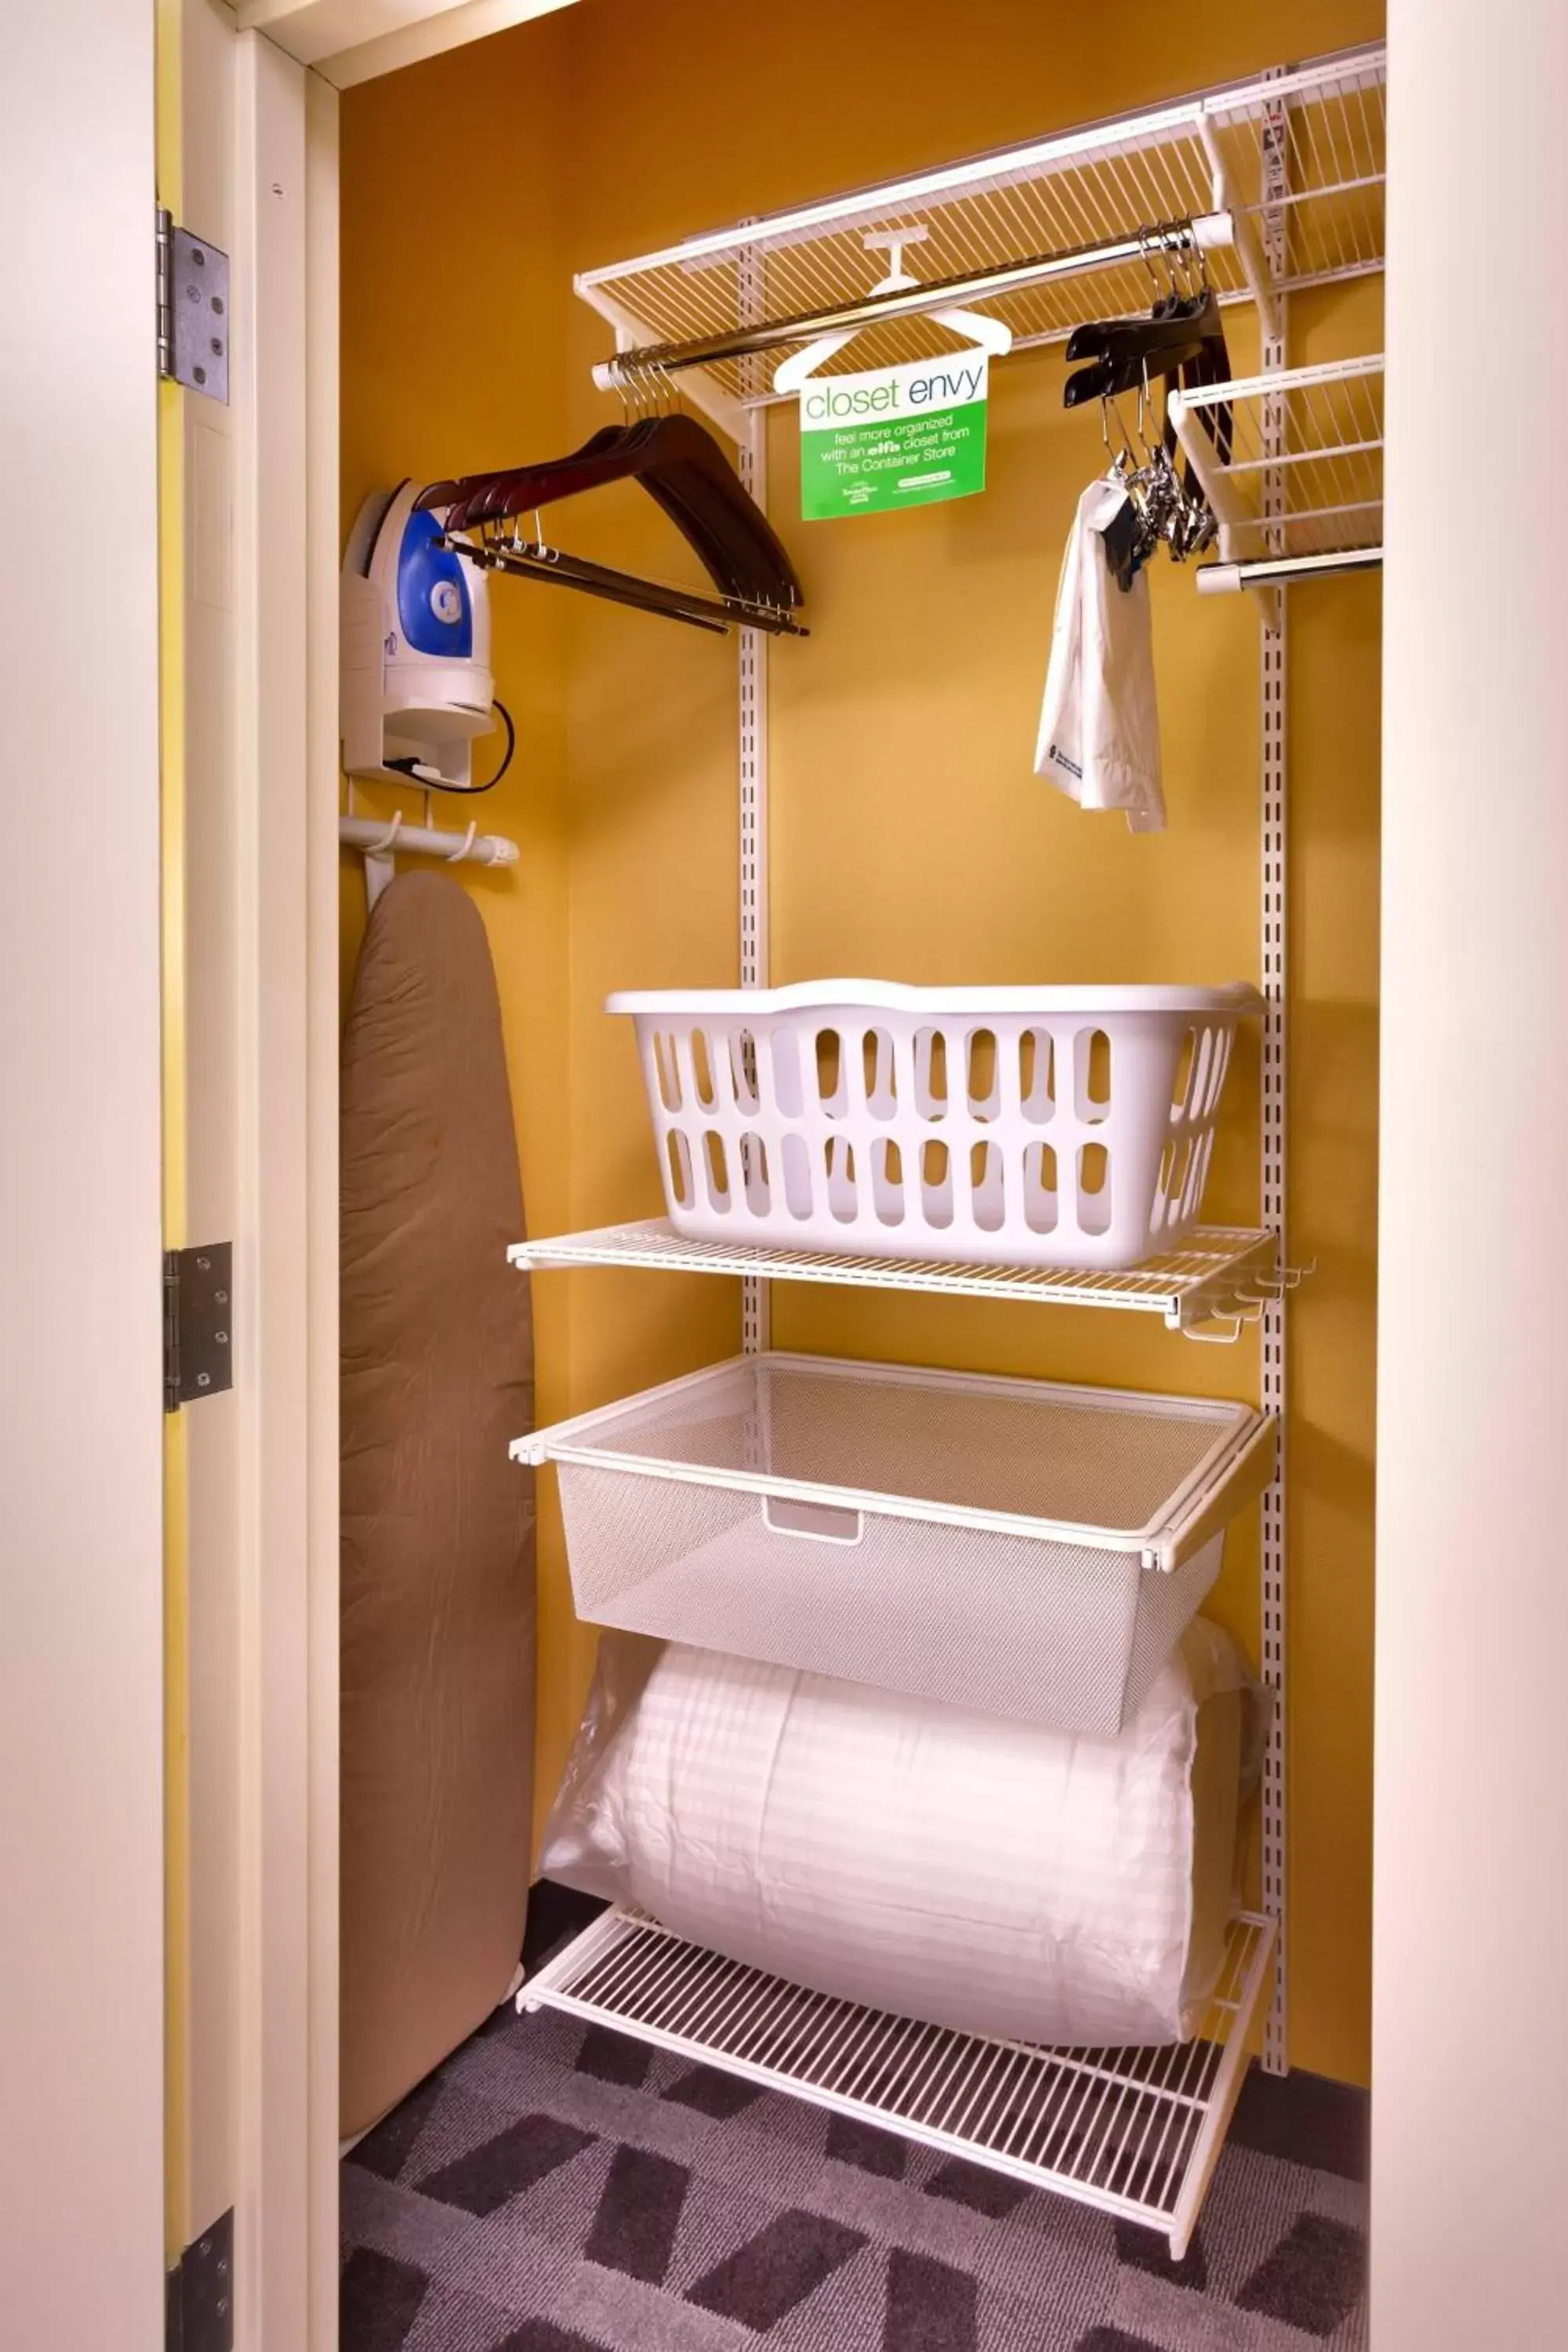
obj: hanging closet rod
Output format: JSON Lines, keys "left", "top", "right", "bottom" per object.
{"left": 1196, "top": 546, "right": 1382, "bottom": 592}
{"left": 591, "top": 213, "right": 1233, "bottom": 391}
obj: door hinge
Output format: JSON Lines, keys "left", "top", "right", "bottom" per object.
{"left": 156, "top": 205, "right": 230, "bottom": 402}
{"left": 164, "top": 1243, "right": 234, "bottom": 1413}
{"left": 165, "top": 2207, "right": 234, "bottom": 2352}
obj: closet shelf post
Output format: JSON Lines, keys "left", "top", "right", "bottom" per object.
{"left": 738, "top": 230, "right": 770, "bottom": 1359}
{"left": 1258, "top": 60, "right": 1290, "bottom": 2081}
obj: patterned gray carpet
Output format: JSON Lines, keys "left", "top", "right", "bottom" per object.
{"left": 341, "top": 1898, "right": 1367, "bottom": 2352}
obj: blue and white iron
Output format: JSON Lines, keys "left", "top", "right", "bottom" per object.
{"left": 340, "top": 481, "right": 495, "bottom": 787}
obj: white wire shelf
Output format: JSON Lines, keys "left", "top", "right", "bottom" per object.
{"left": 1171, "top": 353, "right": 1385, "bottom": 586}
{"left": 521, "top": 1904, "right": 1276, "bottom": 2262}
{"left": 508, "top": 1218, "right": 1283, "bottom": 1338}
{"left": 575, "top": 44, "right": 1385, "bottom": 434}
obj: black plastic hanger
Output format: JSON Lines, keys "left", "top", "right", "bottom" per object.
{"left": 1064, "top": 287, "right": 1224, "bottom": 368}
{"left": 1063, "top": 340, "right": 1210, "bottom": 408}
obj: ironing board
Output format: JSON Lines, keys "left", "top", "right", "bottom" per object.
{"left": 339, "top": 869, "right": 535, "bottom": 2135}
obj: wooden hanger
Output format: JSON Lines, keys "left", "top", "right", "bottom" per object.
{"left": 419, "top": 412, "right": 803, "bottom": 621}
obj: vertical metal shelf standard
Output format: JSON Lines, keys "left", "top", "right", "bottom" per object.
{"left": 737, "top": 227, "right": 771, "bottom": 1359}
{"left": 1257, "top": 65, "right": 1291, "bottom": 2078}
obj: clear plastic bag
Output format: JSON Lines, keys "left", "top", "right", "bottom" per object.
{"left": 543, "top": 1622, "right": 1267, "bottom": 2048}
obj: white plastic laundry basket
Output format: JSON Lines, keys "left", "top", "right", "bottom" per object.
{"left": 611, "top": 981, "right": 1261, "bottom": 1273}
{"left": 513, "top": 1352, "right": 1276, "bottom": 1736}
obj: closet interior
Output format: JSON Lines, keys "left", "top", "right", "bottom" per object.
{"left": 339, "top": 11, "right": 1382, "bottom": 2285}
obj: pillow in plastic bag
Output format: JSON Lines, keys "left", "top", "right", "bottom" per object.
{"left": 542, "top": 1618, "right": 1265, "bottom": 2049}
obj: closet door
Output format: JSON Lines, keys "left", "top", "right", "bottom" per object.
{"left": 0, "top": 5, "right": 165, "bottom": 2348}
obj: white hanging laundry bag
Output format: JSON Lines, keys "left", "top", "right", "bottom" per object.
{"left": 1036, "top": 477, "right": 1165, "bottom": 833}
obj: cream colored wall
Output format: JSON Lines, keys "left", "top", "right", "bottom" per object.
{"left": 343, "top": 0, "right": 1382, "bottom": 2085}
{"left": 1374, "top": 0, "right": 1568, "bottom": 2334}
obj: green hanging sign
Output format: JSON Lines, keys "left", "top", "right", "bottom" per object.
{"left": 797, "top": 352, "right": 989, "bottom": 520}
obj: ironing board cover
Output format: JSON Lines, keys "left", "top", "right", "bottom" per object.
{"left": 339, "top": 869, "right": 535, "bottom": 2134}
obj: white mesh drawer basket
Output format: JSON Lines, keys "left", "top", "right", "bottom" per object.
{"left": 513, "top": 1352, "right": 1276, "bottom": 1735}
{"left": 611, "top": 980, "right": 1263, "bottom": 1275}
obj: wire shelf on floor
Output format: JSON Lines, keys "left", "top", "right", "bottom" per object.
{"left": 508, "top": 1218, "right": 1281, "bottom": 1336}
{"left": 575, "top": 45, "right": 1385, "bottom": 433}
{"left": 1171, "top": 352, "right": 1384, "bottom": 583}
{"left": 521, "top": 1905, "right": 1275, "bottom": 2261}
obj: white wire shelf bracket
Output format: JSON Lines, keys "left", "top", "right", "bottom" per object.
{"left": 1171, "top": 353, "right": 1385, "bottom": 585}
{"left": 507, "top": 1218, "right": 1290, "bottom": 1338}
{"left": 574, "top": 43, "right": 1385, "bottom": 434}
{"left": 521, "top": 1905, "right": 1276, "bottom": 2263}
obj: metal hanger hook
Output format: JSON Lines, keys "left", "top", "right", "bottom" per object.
{"left": 1169, "top": 227, "right": 1192, "bottom": 301}
{"left": 1101, "top": 389, "right": 1135, "bottom": 470}
{"left": 1135, "top": 355, "right": 1155, "bottom": 460}
{"left": 1174, "top": 229, "right": 1193, "bottom": 299}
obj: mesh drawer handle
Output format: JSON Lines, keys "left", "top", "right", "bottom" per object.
{"left": 761, "top": 1494, "right": 866, "bottom": 1548}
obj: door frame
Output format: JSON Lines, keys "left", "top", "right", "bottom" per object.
{"left": 205, "top": 9, "right": 575, "bottom": 2345}
{"left": 165, "top": 16, "right": 339, "bottom": 2342}
{"left": 194, "top": 24, "right": 344, "bottom": 2347}
{"left": 234, "top": 0, "right": 581, "bottom": 87}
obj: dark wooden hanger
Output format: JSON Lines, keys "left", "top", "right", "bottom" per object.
{"left": 419, "top": 413, "right": 803, "bottom": 619}
{"left": 456, "top": 535, "right": 808, "bottom": 637}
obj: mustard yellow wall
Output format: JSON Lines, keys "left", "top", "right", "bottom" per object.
{"left": 343, "top": 0, "right": 1382, "bottom": 2086}
{"left": 341, "top": 18, "right": 582, "bottom": 1824}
